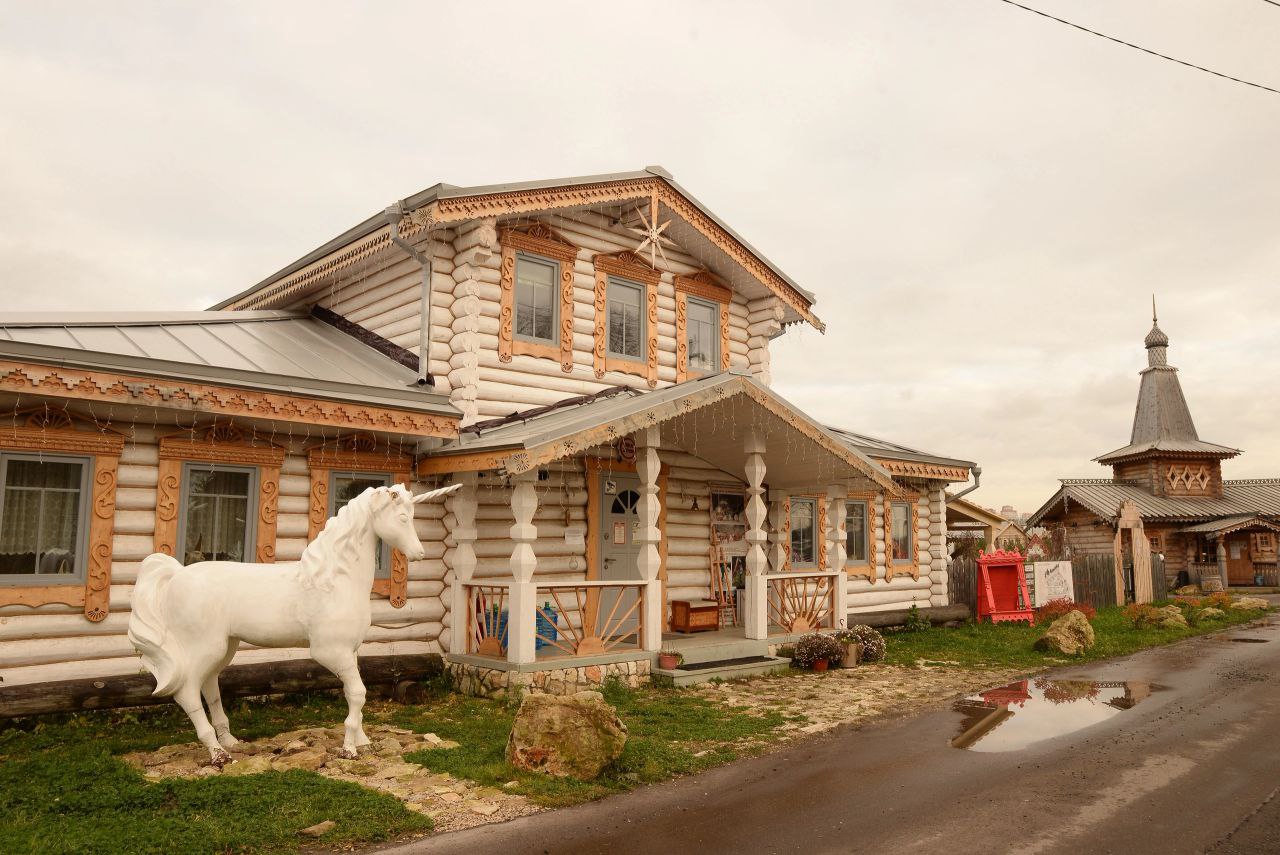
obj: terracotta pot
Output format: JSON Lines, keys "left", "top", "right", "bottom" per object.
{"left": 658, "top": 653, "right": 681, "bottom": 670}
{"left": 812, "top": 659, "right": 830, "bottom": 672}
{"left": 840, "top": 642, "right": 863, "bottom": 668}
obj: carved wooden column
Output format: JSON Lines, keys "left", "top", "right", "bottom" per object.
{"left": 827, "top": 485, "right": 848, "bottom": 624}
{"left": 743, "top": 433, "right": 768, "bottom": 639}
{"left": 635, "top": 427, "right": 663, "bottom": 650}
{"left": 767, "top": 490, "right": 789, "bottom": 574}
{"left": 447, "top": 472, "right": 479, "bottom": 655}
{"left": 506, "top": 472, "right": 539, "bottom": 663}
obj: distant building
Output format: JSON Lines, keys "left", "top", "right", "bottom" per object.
{"left": 1029, "top": 310, "right": 1280, "bottom": 588}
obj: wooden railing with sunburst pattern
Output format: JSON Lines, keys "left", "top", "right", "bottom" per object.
{"left": 463, "top": 580, "right": 647, "bottom": 661}
{"left": 765, "top": 571, "right": 840, "bottom": 634}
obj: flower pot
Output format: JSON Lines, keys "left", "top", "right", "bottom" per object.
{"left": 811, "top": 659, "right": 830, "bottom": 672}
{"left": 840, "top": 642, "right": 862, "bottom": 668}
{"left": 658, "top": 653, "right": 681, "bottom": 670}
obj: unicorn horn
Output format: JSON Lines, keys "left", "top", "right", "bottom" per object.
{"left": 412, "top": 483, "right": 464, "bottom": 504}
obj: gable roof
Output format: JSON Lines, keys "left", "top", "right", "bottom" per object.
{"left": 1028, "top": 478, "right": 1280, "bottom": 526}
{"left": 210, "top": 166, "right": 823, "bottom": 330}
{"left": 945, "top": 495, "right": 1007, "bottom": 528}
{"left": 826, "top": 425, "right": 974, "bottom": 480}
{"left": 0, "top": 311, "right": 457, "bottom": 416}
{"left": 1180, "top": 515, "right": 1280, "bottom": 536}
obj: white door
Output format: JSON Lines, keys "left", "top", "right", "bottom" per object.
{"left": 598, "top": 474, "right": 642, "bottom": 639}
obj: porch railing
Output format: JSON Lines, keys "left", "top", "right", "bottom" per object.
{"left": 462, "top": 580, "right": 647, "bottom": 662}
{"left": 765, "top": 571, "right": 840, "bottom": 634}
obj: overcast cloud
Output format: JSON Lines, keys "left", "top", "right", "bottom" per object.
{"left": 2, "top": 0, "right": 1277, "bottom": 513}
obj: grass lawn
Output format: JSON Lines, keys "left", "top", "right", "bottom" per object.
{"left": 0, "top": 678, "right": 797, "bottom": 853}
{"left": 880, "top": 603, "right": 1270, "bottom": 669}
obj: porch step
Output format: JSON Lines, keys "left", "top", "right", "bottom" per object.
{"left": 653, "top": 655, "right": 791, "bottom": 687}
{"left": 661, "top": 636, "right": 771, "bottom": 666}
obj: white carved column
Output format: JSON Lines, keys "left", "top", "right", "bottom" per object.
{"left": 827, "top": 486, "right": 848, "bottom": 624}
{"left": 635, "top": 427, "right": 663, "bottom": 650}
{"left": 507, "top": 471, "right": 539, "bottom": 663}
{"left": 743, "top": 433, "right": 768, "bottom": 639}
{"left": 447, "top": 472, "right": 479, "bottom": 655}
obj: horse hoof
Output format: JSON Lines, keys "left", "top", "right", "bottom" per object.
{"left": 217, "top": 735, "right": 240, "bottom": 750}
{"left": 211, "top": 751, "right": 233, "bottom": 770}
{"left": 337, "top": 747, "right": 358, "bottom": 760}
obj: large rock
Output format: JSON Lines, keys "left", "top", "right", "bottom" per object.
{"left": 1198, "top": 607, "right": 1226, "bottom": 620}
{"left": 1156, "top": 605, "right": 1188, "bottom": 629}
{"left": 505, "top": 690, "right": 627, "bottom": 779}
{"left": 1034, "top": 610, "right": 1095, "bottom": 656}
{"left": 1231, "top": 597, "right": 1270, "bottom": 611}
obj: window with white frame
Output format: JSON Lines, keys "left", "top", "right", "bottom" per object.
{"left": 845, "top": 499, "right": 868, "bottom": 564}
{"left": 515, "top": 254, "right": 558, "bottom": 343}
{"left": 890, "top": 501, "right": 913, "bottom": 563}
{"left": 686, "top": 296, "right": 720, "bottom": 373}
{"left": 607, "top": 277, "right": 645, "bottom": 360}
{"left": 179, "top": 463, "right": 256, "bottom": 564}
{"left": 331, "top": 471, "right": 392, "bottom": 578}
{"left": 790, "top": 497, "right": 817, "bottom": 567}
{"left": 0, "top": 453, "right": 90, "bottom": 584}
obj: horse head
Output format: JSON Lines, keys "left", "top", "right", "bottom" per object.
{"left": 367, "top": 483, "right": 462, "bottom": 562}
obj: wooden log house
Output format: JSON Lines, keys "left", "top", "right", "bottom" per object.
{"left": 0, "top": 167, "right": 976, "bottom": 702}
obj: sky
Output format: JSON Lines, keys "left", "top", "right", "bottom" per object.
{"left": 2, "top": 0, "right": 1278, "bottom": 513}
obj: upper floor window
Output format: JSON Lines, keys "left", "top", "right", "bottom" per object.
{"left": 889, "top": 501, "right": 913, "bottom": 563}
{"left": 607, "top": 277, "right": 645, "bottom": 361}
{"left": 686, "top": 297, "right": 720, "bottom": 373}
{"left": 0, "top": 453, "right": 90, "bottom": 584}
{"left": 515, "top": 254, "right": 558, "bottom": 343}
{"left": 845, "top": 499, "right": 868, "bottom": 564}
{"left": 790, "top": 497, "right": 817, "bottom": 567}
{"left": 331, "top": 471, "right": 392, "bottom": 578}
{"left": 179, "top": 463, "right": 256, "bottom": 564}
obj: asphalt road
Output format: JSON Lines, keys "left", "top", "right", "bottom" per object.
{"left": 383, "top": 615, "right": 1280, "bottom": 855}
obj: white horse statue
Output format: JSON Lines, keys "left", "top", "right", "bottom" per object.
{"left": 128, "top": 482, "right": 460, "bottom": 766}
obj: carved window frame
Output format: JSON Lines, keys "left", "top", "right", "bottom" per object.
{"left": 674, "top": 271, "right": 733, "bottom": 382}
{"left": 593, "top": 251, "right": 660, "bottom": 387}
{"left": 0, "top": 407, "right": 123, "bottom": 621}
{"left": 499, "top": 223, "right": 578, "bottom": 372}
{"left": 155, "top": 425, "right": 283, "bottom": 564}
{"left": 787, "top": 495, "right": 824, "bottom": 570}
{"left": 307, "top": 434, "right": 413, "bottom": 607}
{"left": 844, "top": 493, "right": 875, "bottom": 579}
{"left": 885, "top": 495, "right": 920, "bottom": 581}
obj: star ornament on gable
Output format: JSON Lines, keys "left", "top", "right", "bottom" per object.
{"left": 626, "top": 195, "right": 673, "bottom": 268}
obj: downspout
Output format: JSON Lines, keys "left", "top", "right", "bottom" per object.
{"left": 948, "top": 466, "right": 982, "bottom": 502}
{"left": 384, "top": 203, "right": 435, "bottom": 387}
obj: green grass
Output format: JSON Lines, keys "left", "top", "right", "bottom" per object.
{"left": 396, "top": 679, "right": 793, "bottom": 807}
{"left": 0, "top": 694, "right": 430, "bottom": 855}
{"left": 880, "top": 603, "right": 1270, "bottom": 669}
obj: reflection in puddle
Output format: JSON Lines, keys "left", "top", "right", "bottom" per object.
{"left": 951, "top": 679, "right": 1159, "bottom": 752}
{"left": 1228, "top": 637, "right": 1269, "bottom": 643}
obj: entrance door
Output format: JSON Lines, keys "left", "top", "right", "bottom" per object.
{"left": 597, "top": 474, "right": 642, "bottom": 639}
{"left": 1225, "top": 534, "right": 1254, "bottom": 585}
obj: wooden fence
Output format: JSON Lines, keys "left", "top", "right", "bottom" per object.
{"left": 948, "top": 552, "right": 1168, "bottom": 612}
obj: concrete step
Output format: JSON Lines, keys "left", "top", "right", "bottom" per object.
{"left": 653, "top": 655, "right": 791, "bottom": 687}
{"left": 661, "top": 637, "right": 772, "bottom": 666}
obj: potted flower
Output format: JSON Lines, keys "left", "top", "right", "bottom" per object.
{"left": 657, "top": 648, "right": 683, "bottom": 670}
{"left": 835, "top": 624, "right": 886, "bottom": 664}
{"left": 793, "top": 632, "right": 843, "bottom": 672}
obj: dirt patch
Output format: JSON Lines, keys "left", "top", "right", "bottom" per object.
{"left": 122, "top": 723, "right": 540, "bottom": 834}
{"left": 691, "top": 663, "right": 1025, "bottom": 739}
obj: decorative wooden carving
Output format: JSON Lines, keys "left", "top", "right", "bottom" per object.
{"left": 1166, "top": 463, "right": 1210, "bottom": 492}
{"left": 874, "top": 459, "right": 971, "bottom": 482}
{"left": 817, "top": 499, "right": 828, "bottom": 571}
{"left": 673, "top": 273, "right": 733, "bottom": 381}
{"left": 767, "top": 573, "right": 836, "bottom": 633}
{"left": 497, "top": 223, "right": 579, "bottom": 372}
{"left": 844, "top": 492, "right": 877, "bottom": 581}
{"left": 0, "top": 361, "right": 459, "bottom": 438}
{"left": 675, "top": 292, "right": 688, "bottom": 382}
{"left": 0, "top": 411, "right": 124, "bottom": 621}
{"left": 156, "top": 426, "right": 286, "bottom": 562}
{"left": 305, "top": 435, "right": 415, "bottom": 607}
{"left": 591, "top": 251, "right": 662, "bottom": 387}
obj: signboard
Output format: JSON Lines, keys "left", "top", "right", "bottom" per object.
{"left": 613, "top": 521, "right": 627, "bottom": 545}
{"left": 564, "top": 526, "right": 585, "bottom": 547}
{"left": 1031, "top": 560, "right": 1074, "bottom": 607}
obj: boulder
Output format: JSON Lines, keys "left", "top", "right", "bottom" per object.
{"left": 1197, "top": 607, "right": 1226, "bottom": 620}
{"left": 271, "top": 749, "right": 327, "bottom": 772}
{"left": 505, "top": 690, "right": 627, "bottom": 779}
{"left": 1155, "top": 605, "right": 1189, "bottom": 629}
{"left": 222, "top": 755, "right": 274, "bottom": 776}
{"left": 1231, "top": 597, "right": 1270, "bottom": 611}
{"left": 1175, "top": 585, "right": 1201, "bottom": 596}
{"left": 1034, "top": 610, "right": 1095, "bottom": 656}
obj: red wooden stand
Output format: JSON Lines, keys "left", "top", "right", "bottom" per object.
{"left": 976, "top": 550, "right": 1033, "bottom": 624}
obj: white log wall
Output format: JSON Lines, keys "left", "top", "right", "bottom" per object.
{"left": 844, "top": 482, "right": 951, "bottom": 614}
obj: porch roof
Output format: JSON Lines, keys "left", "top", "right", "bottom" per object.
{"left": 1180, "top": 515, "right": 1280, "bottom": 537}
{"left": 420, "top": 371, "right": 899, "bottom": 492}
{"left": 1028, "top": 478, "right": 1280, "bottom": 526}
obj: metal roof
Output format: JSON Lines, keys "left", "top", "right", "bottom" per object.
{"left": 1096, "top": 438, "right": 1241, "bottom": 462}
{"left": 209, "top": 166, "right": 818, "bottom": 318}
{"left": 825, "top": 425, "right": 975, "bottom": 470}
{"left": 1180, "top": 515, "right": 1280, "bottom": 535}
{"left": 0, "top": 312, "right": 457, "bottom": 415}
{"left": 1028, "top": 478, "right": 1280, "bottom": 526}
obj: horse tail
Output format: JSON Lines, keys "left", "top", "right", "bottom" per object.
{"left": 127, "top": 553, "right": 185, "bottom": 697}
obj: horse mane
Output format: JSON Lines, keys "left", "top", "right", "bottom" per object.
{"left": 296, "top": 488, "right": 374, "bottom": 592}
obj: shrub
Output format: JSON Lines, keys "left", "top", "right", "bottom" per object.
{"left": 1123, "top": 603, "right": 1162, "bottom": 628}
{"left": 1203, "top": 591, "right": 1233, "bottom": 609}
{"left": 903, "top": 605, "right": 931, "bottom": 632}
{"left": 835, "top": 624, "right": 886, "bottom": 663}
{"left": 1034, "top": 598, "right": 1096, "bottom": 625}
{"left": 792, "top": 632, "right": 844, "bottom": 668}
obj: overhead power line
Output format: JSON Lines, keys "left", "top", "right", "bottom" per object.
{"left": 996, "top": 0, "right": 1280, "bottom": 96}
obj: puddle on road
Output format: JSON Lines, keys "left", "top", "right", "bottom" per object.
{"left": 1228, "top": 637, "right": 1270, "bottom": 643}
{"left": 951, "top": 679, "right": 1161, "bottom": 753}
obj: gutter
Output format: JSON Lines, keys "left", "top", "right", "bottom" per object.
{"left": 385, "top": 203, "right": 435, "bottom": 387}
{"left": 947, "top": 466, "right": 983, "bottom": 502}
